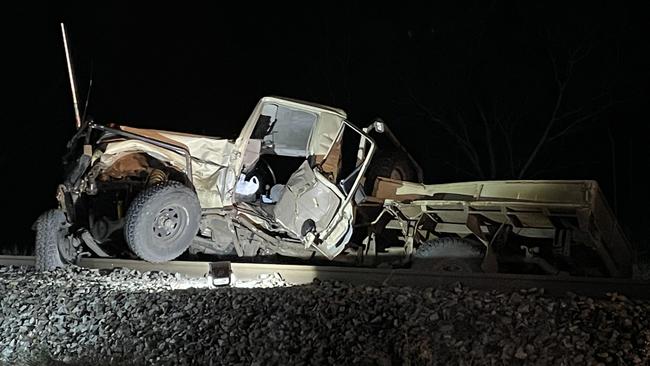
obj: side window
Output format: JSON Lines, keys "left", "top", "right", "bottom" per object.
{"left": 251, "top": 103, "right": 317, "bottom": 157}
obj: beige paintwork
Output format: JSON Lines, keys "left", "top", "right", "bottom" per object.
{"left": 377, "top": 178, "right": 602, "bottom": 228}
{"left": 77, "top": 95, "right": 632, "bottom": 273}
{"left": 94, "top": 96, "right": 356, "bottom": 256}
{"left": 98, "top": 97, "right": 347, "bottom": 209}
{"left": 375, "top": 178, "right": 632, "bottom": 277}
{"left": 272, "top": 160, "right": 354, "bottom": 259}
{"left": 401, "top": 179, "right": 591, "bottom": 203}
{"left": 231, "top": 97, "right": 345, "bottom": 179}
{"left": 99, "top": 131, "right": 236, "bottom": 208}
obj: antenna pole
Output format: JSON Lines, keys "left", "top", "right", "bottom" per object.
{"left": 61, "top": 23, "right": 81, "bottom": 129}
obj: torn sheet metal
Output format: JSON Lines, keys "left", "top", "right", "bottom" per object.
{"left": 273, "top": 161, "right": 340, "bottom": 236}
{"left": 99, "top": 128, "right": 236, "bottom": 208}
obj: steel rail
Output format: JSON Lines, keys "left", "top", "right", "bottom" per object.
{"left": 1, "top": 255, "right": 648, "bottom": 299}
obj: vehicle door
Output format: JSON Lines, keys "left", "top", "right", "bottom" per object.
{"left": 271, "top": 118, "right": 376, "bottom": 259}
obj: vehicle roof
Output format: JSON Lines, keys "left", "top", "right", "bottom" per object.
{"left": 261, "top": 96, "right": 348, "bottom": 118}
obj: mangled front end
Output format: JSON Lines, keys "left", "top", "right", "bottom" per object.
{"left": 57, "top": 123, "right": 236, "bottom": 258}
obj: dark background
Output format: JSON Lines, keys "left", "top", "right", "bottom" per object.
{"left": 3, "top": 1, "right": 649, "bottom": 256}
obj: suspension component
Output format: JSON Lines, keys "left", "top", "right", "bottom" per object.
{"left": 146, "top": 169, "right": 168, "bottom": 186}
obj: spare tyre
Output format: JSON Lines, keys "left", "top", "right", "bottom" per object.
{"left": 124, "top": 181, "right": 201, "bottom": 263}
{"left": 411, "top": 237, "right": 485, "bottom": 272}
{"left": 364, "top": 149, "right": 417, "bottom": 195}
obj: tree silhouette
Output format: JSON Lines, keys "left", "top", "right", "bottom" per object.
{"left": 399, "top": 3, "right": 620, "bottom": 180}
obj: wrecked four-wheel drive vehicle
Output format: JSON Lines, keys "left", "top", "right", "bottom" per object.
{"left": 36, "top": 93, "right": 634, "bottom": 278}
{"left": 38, "top": 95, "right": 401, "bottom": 268}
{"left": 36, "top": 25, "right": 634, "bottom": 278}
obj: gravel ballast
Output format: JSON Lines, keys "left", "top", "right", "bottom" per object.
{"left": 1, "top": 265, "right": 649, "bottom": 365}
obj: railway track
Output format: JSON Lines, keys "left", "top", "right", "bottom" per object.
{"left": 1, "top": 255, "right": 649, "bottom": 299}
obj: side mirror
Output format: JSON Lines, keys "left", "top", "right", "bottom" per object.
{"left": 373, "top": 120, "right": 385, "bottom": 133}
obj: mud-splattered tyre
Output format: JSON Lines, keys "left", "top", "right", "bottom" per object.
{"left": 124, "top": 182, "right": 201, "bottom": 263}
{"left": 412, "top": 237, "right": 485, "bottom": 272}
{"left": 34, "top": 209, "right": 73, "bottom": 271}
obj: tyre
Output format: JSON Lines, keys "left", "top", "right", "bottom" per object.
{"left": 124, "top": 181, "right": 201, "bottom": 263}
{"left": 35, "top": 209, "right": 75, "bottom": 271}
{"left": 364, "top": 149, "right": 417, "bottom": 194}
{"left": 411, "top": 237, "right": 485, "bottom": 272}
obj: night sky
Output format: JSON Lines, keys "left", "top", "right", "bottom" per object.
{"left": 4, "top": 2, "right": 649, "bottom": 252}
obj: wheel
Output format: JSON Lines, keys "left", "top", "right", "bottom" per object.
{"left": 411, "top": 237, "right": 485, "bottom": 272}
{"left": 34, "top": 209, "right": 76, "bottom": 271}
{"left": 124, "top": 181, "right": 201, "bottom": 263}
{"left": 364, "top": 149, "right": 417, "bottom": 194}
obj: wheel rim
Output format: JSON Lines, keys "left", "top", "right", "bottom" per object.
{"left": 57, "top": 234, "right": 77, "bottom": 264}
{"left": 152, "top": 205, "right": 188, "bottom": 242}
{"left": 51, "top": 213, "right": 76, "bottom": 264}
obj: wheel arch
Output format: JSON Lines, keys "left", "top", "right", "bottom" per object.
{"left": 97, "top": 151, "right": 195, "bottom": 190}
